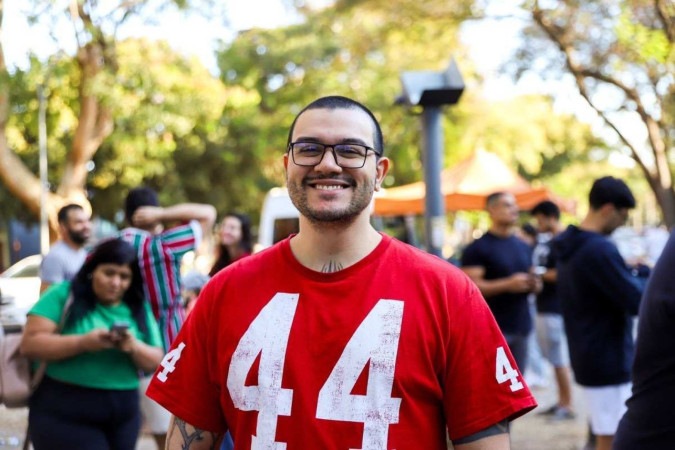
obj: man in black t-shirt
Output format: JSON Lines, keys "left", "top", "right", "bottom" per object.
{"left": 462, "top": 192, "right": 541, "bottom": 370}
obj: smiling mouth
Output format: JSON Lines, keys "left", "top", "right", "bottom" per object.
{"left": 305, "top": 176, "right": 354, "bottom": 190}
{"left": 314, "top": 184, "right": 347, "bottom": 190}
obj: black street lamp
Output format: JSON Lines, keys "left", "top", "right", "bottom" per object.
{"left": 398, "top": 58, "right": 465, "bottom": 257}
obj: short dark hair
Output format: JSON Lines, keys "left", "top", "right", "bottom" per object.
{"left": 588, "top": 176, "right": 636, "bottom": 210}
{"left": 286, "top": 95, "right": 384, "bottom": 156}
{"left": 125, "top": 187, "right": 159, "bottom": 224}
{"left": 531, "top": 200, "right": 560, "bottom": 219}
{"left": 485, "top": 192, "right": 507, "bottom": 208}
{"left": 57, "top": 204, "right": 84, "bottom": 224}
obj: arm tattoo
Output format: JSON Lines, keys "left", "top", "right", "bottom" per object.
{"left": 321, "top": 260, "right": 344, "bottom": 273}
{"left": 452, "top": 419, "right": 509, "bottom": 445}
{"left": 171, "top": 418, "right": 221, "bottom": 450}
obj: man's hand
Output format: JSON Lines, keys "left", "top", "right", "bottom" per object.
{"left": 506, "top": 273, "right": 536, "bottom": 293}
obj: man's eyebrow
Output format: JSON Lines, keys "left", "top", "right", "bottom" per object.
{"left": 293, "top": 136, "right": 370, "bottom": 146}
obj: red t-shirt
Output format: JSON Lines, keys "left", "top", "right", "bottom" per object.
{"left": 147, "top": 234, "right": 536, "bottom": 449}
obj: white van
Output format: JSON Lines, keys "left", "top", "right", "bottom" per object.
{"left": 257, "top": 187, "right": 300, "bottom": 250}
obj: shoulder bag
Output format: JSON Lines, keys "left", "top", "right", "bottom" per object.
{"left": 0, "top": 293, "right": 74, "bottom": 408}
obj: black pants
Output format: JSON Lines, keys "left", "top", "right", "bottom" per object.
{"left": 29, "top": 376, "right": 140, "bottom": 450}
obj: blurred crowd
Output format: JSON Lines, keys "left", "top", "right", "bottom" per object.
{"left": 20, "top": 187, "right": 253, "bottom": 450}
{"left": 16, "top": 175, "right": 675, "bottom": 450}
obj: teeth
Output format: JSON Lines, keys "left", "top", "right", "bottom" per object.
{"left": 316, "top": 185, "right": 344, "bottom": 190}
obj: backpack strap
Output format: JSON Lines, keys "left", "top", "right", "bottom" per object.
{"left": 29, "top": 291, "right": 74, "bottom": 390}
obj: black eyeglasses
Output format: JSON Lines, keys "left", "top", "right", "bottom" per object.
{"left": 288, "top": 142, "right": 381, "bottom": 169}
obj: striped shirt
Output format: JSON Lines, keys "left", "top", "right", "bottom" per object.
{"left": 120, "top": 221, "right": 201, "bottom": 351}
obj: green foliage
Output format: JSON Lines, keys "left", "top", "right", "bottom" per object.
{"left": 216, "top": 0, "right": 477, "bottom": 192}
{"left": 1, "top": 0, "right": 622, "bottom": 231}
{"left": 0, "top": 55, "right": 80, "bottom": 219}
{"left": 513, "top": 0, "right": 674, "bottom": 224}
{"left": 616, "top": 13, "right": 671, "bottom": 63}
{"left": 89, "top": 38, "right": 234, "bottom": 220}
{"left": 441, "top": 92, "right": 605, "bottom": 200}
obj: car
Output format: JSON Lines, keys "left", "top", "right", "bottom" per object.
{"left": 0, "top": 255, "right": 42, "bottom": 332}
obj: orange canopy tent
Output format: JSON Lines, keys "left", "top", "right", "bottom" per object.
{"left": 374, "top": 149, "right": 575, "bottom": 216}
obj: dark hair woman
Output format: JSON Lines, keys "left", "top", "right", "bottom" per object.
{"left": 209, "top": 213, "right": 253, "bottom": 276}
{"left": 20, "top": 238, "right": 163, "bottom": 450}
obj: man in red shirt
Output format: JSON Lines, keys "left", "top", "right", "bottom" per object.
{"left": 147, "top": 95, "right": 536, "bottom": 450}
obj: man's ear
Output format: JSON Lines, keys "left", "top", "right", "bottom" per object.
{"left": 375, "top": 157, "right": 390, "bottom": 191}
{"left": 599, "top": 203, "right": 615, "bottom": 216}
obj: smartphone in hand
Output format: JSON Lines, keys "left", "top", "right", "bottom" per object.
{"left": 110, "top": 321, "right": 130, "bottom": 336}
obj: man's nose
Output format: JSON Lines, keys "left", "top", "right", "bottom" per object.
{"left": 314, "top": 147, "right": 342, "bottom": 171}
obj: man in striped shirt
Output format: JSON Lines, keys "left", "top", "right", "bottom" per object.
{"left": 121, "top": 186, "right": 216, "bottom": 449}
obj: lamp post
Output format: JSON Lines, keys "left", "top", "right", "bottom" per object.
{"left": 398, "top": 58, "right": 465, "bottom": 257}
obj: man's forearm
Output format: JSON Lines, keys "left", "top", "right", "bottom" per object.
{"left": 469, "top": 276, "right": 513, "bottom": 298}
{"left": 166, "top": 416, "right": 222, "bottom": 450}
{"left": 454, "top": 420, "right": 510, "bottom": 449}
{"left": 161, "top": 204, "right": 217, "bottom": 224}
{"left": 455, "top": 433, "right": 510, "bottom": 450}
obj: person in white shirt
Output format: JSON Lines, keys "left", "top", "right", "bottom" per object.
{"left": 39, "top": 204, "right": 92, "bottom": 293}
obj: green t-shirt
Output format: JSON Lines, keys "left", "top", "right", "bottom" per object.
{"left": 29, "top": 282, "right": 162, "bottom": 390}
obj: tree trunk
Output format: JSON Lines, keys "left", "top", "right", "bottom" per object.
{"left": 651, "top": 184, "right": 675, "bottom": 229}
{"left": 0, "top": 3, "right": 107, "bottom": 240}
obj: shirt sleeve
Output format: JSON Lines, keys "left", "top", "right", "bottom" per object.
{"left": 145, "top": 279, "right": 226, "bottom": 432}
{"left": 443, "top": 277, "right": 537, "bottom": 440}
{"left": 188, "top": 220, "right": 203, "bottom": 248}
{"left": 589, "top": 241, "right": 646, "bottom": 315}
{"left": 40, "top": 252, "right": 65, "bottom": 284}
{"left": 160, "top": 221, "right": 201, "bottom": 259}
{"left": 28, "top": 282, "right": 70, "bottom": 323}
{"left": 460, "top": 241, "right": 482, "bottom": 267}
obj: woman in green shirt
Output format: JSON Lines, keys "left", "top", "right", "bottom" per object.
{"left": 21, "top": 238, "right": 164, "bottom": 450}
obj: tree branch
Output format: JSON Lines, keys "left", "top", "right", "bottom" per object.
{"left": 654, "top": 0, "right": 674, "bottom": 43}
{"left": 55, "top": 1, "right": 115, "bottom": 197}
{"left": 532, "top": 3, "right": 671, "bottom": 192}
{"left": 576, "top": 67, "right": 669, "bottom": 178}
{"left": 0, "top": 0, "right": 41, "bottom": 215}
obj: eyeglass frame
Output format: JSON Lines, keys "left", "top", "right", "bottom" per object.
{"left": 287, "top": 141, "right": 382, "bottom": 169}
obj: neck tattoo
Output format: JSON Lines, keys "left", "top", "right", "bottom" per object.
{"left": 321, "top": 260, "right": 344, "bottom": 273}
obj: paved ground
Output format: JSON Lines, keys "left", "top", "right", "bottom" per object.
{"left": 510, "top": 381, "right": 589, "bottom": 450}
{"left": 1, "top": 380, "right": 589, "bottom": 449}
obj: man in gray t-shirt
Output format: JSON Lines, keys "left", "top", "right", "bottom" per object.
{"left": 39, "top": 204, "right": 92, "bottom": 292}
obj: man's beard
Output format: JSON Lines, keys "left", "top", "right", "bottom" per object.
{"left": 287, "top": 175, "right": 375, "bottom": 226}
{"left": 68, "top": 228, "right": 90, "bottom": 245}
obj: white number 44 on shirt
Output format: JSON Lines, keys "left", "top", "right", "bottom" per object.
{"left": 157, "top": 293, "right": 403, "bottom": 450}
{"left": 155, "top": 295, "right": 523, "bottom": 449}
